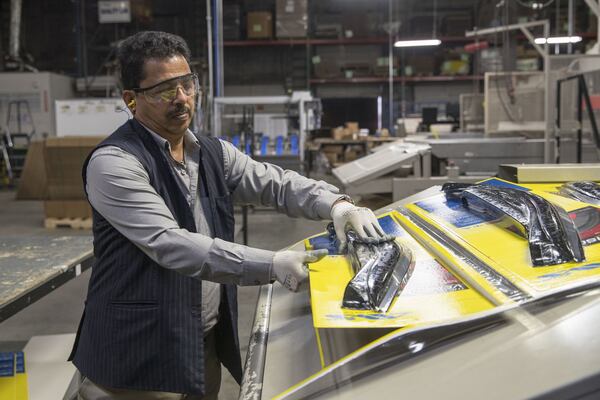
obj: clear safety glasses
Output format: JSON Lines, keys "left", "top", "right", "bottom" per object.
{"left": 133, "top": 73, "right": 200, "bottom": 104}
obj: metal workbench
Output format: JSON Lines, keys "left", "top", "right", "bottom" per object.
{"left": 0, "top": 235, "right": 93, "bottom": 323}
{"left": 240, "top": 184, "right": 600, "bottom": 400}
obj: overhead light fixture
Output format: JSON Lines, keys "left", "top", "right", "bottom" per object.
{"left": 534, "top": 36, "right": 582, "bottom": 44}
{"left": 394, "top": 39, "right": 442, "bottom": 48}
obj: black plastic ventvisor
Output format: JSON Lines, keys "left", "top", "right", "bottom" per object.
{"left": 443, "top": 183, "right": 585, "bottom": 267}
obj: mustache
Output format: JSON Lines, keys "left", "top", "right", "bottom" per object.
{"left": 167, "top": 105, "right": 191, "bottom": 118}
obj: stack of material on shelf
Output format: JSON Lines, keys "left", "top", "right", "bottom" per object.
{"left": 312, "top": 56, "right": 341, "bottom": 78}
{"left": 342, "top": 62, "right": 372, "bottom": 78}
{"left": 223, "top": 4, "right": 242, "bottom": 40}
{"left": 516, "top": 45, "right": 540, "bottom": 72}
{"left": 478, "top": 48, "right": 503, "bottom": 73}
{"left": 331, "top": 127, "right": 351, "bottom": 141}
{"left": 276, "top": 0, "right": 307, "bottom": 38}
{"left": 313, "top": 23, "right": 342, "bottom": 38}
{"left": 441, "top": 48, "right": 471, "bottom": 76}
{"left": 441, "top": 60, "right": 470, "bottom": 75}
{"left": 374, "top": 57, "right": 399, "bottom": 77}
{"left": 331, "top": 122, "right": 359, "bottom": 141}
{"left": 407, "top": 54, "right": 437, "bottom": 76}
{"left": 247, "top": 11, "right": 273, "bottom": 39}
{"left": 43, "top": 137, "right": 104, "bottom": 229}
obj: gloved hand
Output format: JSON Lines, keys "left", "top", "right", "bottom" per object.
{"left": 331, "top": 200, "right": 384, "bottom": 249}
{"left": 272, "top": 249, "right": 329, "bottom": 292}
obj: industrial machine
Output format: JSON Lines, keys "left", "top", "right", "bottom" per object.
{"left": 0, "top": 73, "right": 75, "bottom": 138}
{"left": 331, "top": 141, "right": 431, "bottom": 196}
{"left": 240, "top": 164, "right": 600, "bottom": 400}
{"left": 0, "top": 72, "right": 75, "bottom": 183}
{"left": 54, "top": 98, "right": 131, "bottom": 137}
{"left": 459, "top": 93, "right": 484, "bottom": 132}
{"left": 212, "top": 92, "right": 320, "bottom": 171}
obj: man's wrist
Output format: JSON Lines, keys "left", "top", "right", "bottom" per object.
{"left": 331, "top": 195, "right": 354, "bottom": 209}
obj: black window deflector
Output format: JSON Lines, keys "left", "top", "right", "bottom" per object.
{"left": 560, "top": 181, "right": 600, "bottom": 206}
{"left": 443, "top": 183, "right": 585, "bottom": 267}
{"left": 333, "top": 224, "right": 414, "bottom": 313}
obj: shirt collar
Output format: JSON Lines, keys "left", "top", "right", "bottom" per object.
{"left": 138, "top": 120, "right": 201, "bottom": 152}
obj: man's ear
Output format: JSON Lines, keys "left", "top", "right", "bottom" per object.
{"left": 123, "top": 91, "right": 136, "bottom": 114}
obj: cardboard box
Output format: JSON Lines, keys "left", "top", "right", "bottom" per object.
{"left": 44, "top": 200, "right": 92, "bottom": 219}
{"left": 44, "top": 136, "right": 104, "bottom": 200}
{"left": 344, "top": 148, "right": 360, "bottom": 162}
{"left": 322, "top": 151, "right": 338, "bottom": 166}
{"left": 345, "top": 122, "right": 359, "bottom": 134}
{"left": 16, "top": 140, "right": 47, "bottom": 200}
{"left": 247, "top": 12, "right": 273, "bottom": 39}
{"left": 276, "top": 0, "right": 308, "bottom": 38}
{"left": 331, "top": 127, "right": 352, "bottom": 140}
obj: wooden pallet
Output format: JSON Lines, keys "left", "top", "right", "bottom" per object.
{"left": 44, "top": 217, "right": 92, "bottom": 230}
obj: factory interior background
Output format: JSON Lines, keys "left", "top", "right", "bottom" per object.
{"left": 1, "top": 0, "right": 600, "bottom": 399}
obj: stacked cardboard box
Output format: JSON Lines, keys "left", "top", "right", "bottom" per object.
{"left": 44, "top": 136, "right": 104, "bottom": 220}
{"left": 276, "top": 0, "right": 307, "bottom": 38}
{"left": 331, "top": 122, "right": 359, "bottom": 140}
{"left": 321, "top": 145, "right": 344, "bottom": 166}
{"left": 247, "top": 12, "right": 273, "bottom": 39}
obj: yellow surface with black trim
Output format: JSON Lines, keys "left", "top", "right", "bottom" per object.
{"left": 306, "top": 211, "right": 495, "bottom": 329}
{"left": 406, "top": 178, "right": 600, "bottom": 297}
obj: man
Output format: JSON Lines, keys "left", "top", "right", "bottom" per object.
{"left": 70, "top": 31, "right": 384, "bottom": 400}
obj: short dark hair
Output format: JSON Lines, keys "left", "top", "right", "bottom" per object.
{"left": 117, "top": 31, "right": 192, "bottom": 90}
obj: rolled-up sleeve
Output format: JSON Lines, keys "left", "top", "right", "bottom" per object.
{"left": 221, "top": 140, "right": 343, "bottom": 220}
{"left": 86, "top": 146, "right": 274, "bottom": 285}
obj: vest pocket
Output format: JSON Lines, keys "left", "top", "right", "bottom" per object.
{"left": 109, "top": 300, "right": 159, "bottom": 310}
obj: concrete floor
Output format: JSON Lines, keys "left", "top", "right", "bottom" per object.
{"left": 0, "top": 190, "right": 328, "bottom": 399}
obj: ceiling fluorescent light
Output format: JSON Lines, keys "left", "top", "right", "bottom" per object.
{"left": 534, "top": 36, "right": 582, "bottom": 44}
{"left": 394, "top": 39, "right": 442, "bottom": 48}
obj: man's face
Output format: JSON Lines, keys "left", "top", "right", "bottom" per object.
{"left": 130, "top": 55, "right": 196, "bottom": 137}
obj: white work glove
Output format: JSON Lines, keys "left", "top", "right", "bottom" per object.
{"left": 331, "top": 200, "right": 385, "bottom": 250}
{"left": 272, "top": 249, "right": 328, "bottom": 292}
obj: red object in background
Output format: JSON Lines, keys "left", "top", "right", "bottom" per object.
{"left": 570, "top": 207, "right": 600, "bottom": 244}
{"left": 464, "top": 41, "right": 489, "bottom": 53}
{"left": 583, "top": 95, "right": 600, "bottom": 111}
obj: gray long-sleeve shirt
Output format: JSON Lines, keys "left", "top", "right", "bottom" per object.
{"left": 85, "top": 124, "right": 343, "bottom": 333}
